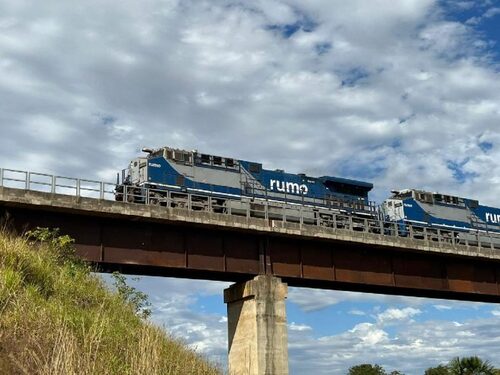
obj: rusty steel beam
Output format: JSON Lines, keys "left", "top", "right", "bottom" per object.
{"left": 1, "top": 202, "right": 500, "bottom": 304}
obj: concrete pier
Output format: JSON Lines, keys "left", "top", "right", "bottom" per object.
{"left": 224, "top": 275, "right": 289, "bottom": 375}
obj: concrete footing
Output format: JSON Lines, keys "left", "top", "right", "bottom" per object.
{"left": 224, "top": 275, "right": 289, "bottom": 375}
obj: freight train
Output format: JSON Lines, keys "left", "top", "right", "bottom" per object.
{"left": 116, "top": 146, "right": 500, "bottom": 245}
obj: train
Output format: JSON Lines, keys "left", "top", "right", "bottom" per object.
{"left": 116, "top": 146, "right": 500, "bottom": 244}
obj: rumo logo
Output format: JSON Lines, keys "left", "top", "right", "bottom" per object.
{"left": 485, "top": 212, "right": 500, "bottom": 224}
{"left": 270, "top": 179, "right": 308, "bottom": 195}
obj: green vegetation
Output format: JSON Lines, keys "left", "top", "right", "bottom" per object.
{"left": 425, "top": 365, "right": 452, "bottom": 375}
{"left": 0, "top": 228, "right": 221, "bottom": 375}
{"left": 348, "top": 357, "right": 499, "bottom": 375}
{"left": 425, "top": 356, "right": 497, "bottom": 375}
{"left": 348, "top": 364, "right": 389, "bottom": 375}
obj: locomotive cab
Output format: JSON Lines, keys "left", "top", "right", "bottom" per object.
{"left": 382, "top": 189, "right": 414, "bottom": 222}
{"left": 128, "top": 157, "right": 148, "bottom": 185}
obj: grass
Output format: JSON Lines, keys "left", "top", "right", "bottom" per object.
{"left": 0, "top": 229, "right": 222, "bottom": 375}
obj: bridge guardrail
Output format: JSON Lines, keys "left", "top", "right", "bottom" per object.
{"left": 1, "top": 167, "right": 500, "bottom": 253}
{"left": 0, "top": 169, "right": 116, "bottom": 200}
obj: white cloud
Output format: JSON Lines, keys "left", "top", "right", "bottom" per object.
{"left": 349, "top": 309, "right": 366, "bottom": 316}
{"left": 289, "top": 322, "right": 312, "bottom": 331}
{"left": 289, "top": 314, "right": 500, "bottom": 374}
{"left": 288, "top": 287, "right": 467, "bottom": 312}
{"left": 377, "top": 307, "right": 422, "bottom": 324}
{"left": 433, "top": 304, "right": 453, "bottom": 311}
{"left": 350, "top": 323, "right": 389, "bottom": 346}
{"left": 483, "top": 7, "right": 500, "bottom": 18}
{"left": 466, "top": 6, "right": 500, "bottom": 25}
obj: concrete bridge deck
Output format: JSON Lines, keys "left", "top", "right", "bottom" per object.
{"left": 1, "top": 186, "right": 500, "bottom": 302}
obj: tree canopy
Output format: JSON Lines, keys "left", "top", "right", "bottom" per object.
{"left": 349, "top": 356, "right": 499, "bottom": 375}
{"left": 425, "top": 356, "right": 497, "bottom": 375}
{"left": 448, "top": 356, "right": 496, "bottom": 375}
{"left": 348, "top": 364, "right": 387, "bottom": 375}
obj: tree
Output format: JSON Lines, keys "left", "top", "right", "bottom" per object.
{"left": 348, "top": 364, "right": 386, "bottom": 375}
{"left": 448, "top": 356, "right": 496, "bottom": 375}
{"left": 111, "top": 271, "right": 152, "bottom": 319}
{"left": 425, "top": 365, "right": 451, "bottom": 375}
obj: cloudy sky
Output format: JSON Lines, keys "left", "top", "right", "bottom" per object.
{"left": 1, "top": 0, "right": 500, "bottom": 373}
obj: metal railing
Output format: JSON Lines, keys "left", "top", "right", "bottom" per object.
{"left": 0, "top": 168, "right": 116, "bottom": 200}
{"left": 2, "top": 167, "right": 500, "bottom": 253}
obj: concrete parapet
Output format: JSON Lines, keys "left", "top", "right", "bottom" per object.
{"left": 224, "top": 275, "right": 289, "bottom": 375}
{"left": 1, "top": 187, "right": 500, "bottom": 262}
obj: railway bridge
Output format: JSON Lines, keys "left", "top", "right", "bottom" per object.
{"left": 1, "top": 169, "right": 500, "bottom": 375}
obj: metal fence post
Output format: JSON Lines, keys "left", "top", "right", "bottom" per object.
{"left": 76, "top": 179, "right": 81, "bottom": 197}
{"left": 100, "top": 182, "right": 104, "bottom": 200}
{"left": 25, "top": 172, "right": 30, "bottom": 190}
{"left": 0, "top": 168, "right": 3, "bottom": 187}
{"left": 51, "top": 175, "right": 56, "bottom": 194}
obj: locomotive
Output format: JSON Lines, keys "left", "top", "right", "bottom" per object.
{"left": 115, "top": 146, "right": 378, "bottom": 227}
{"left": 382, "top": 189, "right": 500, "bottom": 244}
{"left": 116, "top": 146, "right": 500, "bottom": 244}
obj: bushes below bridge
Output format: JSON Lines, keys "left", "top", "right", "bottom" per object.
{"left": 0, "top": 229, "right": 221, "bottom": 375}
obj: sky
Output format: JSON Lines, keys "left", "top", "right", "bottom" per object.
{"left": 1, "top": 0, "right": 500, "bottom": 373}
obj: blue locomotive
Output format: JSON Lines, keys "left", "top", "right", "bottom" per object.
{"left": 116, "top": 146, "right": 377, "bottom": 225}
{"left": 382, "top": 189, "right": 500, "bottom": 237}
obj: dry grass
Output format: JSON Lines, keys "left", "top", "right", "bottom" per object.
{"left": 0, "top": 231, "right": 222, "bottom": 375}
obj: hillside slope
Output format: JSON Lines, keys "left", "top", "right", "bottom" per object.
{"left": 0, "top": 229, "right": 221, "bottom": 375}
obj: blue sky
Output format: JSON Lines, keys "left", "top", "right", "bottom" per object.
{"left": 2, "top": 0, "right": 500, "bottom": 373}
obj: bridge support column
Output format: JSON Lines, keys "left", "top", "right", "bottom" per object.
{"left": 224, "top": 275, "right": 289, "bottom": 375}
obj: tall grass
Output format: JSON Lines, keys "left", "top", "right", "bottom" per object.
{"left": 0, "top": 231, "right": 222, "bottom": 375}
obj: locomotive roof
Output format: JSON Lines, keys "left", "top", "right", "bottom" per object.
{"left": 389, "top": 189, "right": 479, "bottom": 205}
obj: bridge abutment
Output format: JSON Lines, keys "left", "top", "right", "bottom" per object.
{"left": 224, "top": 275, "right": 289, "bottom": 375}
